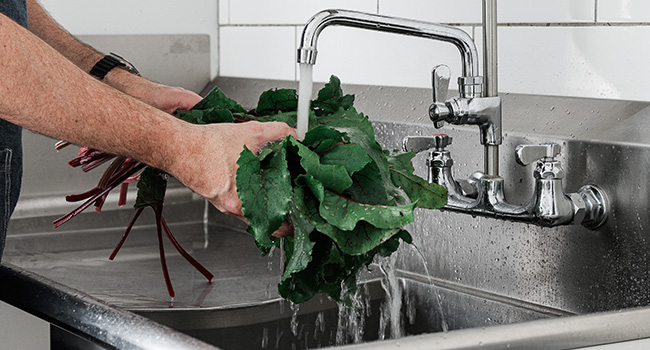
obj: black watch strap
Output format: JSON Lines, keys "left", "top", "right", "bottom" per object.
{"left": 89, "top": 53, "right": 139, "bottom": 80}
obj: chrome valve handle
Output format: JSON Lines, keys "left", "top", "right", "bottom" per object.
{"left": 433, "top": 65, "right": 450, "bottom": 104}
{"left": 515, "top": 143, "right": 562, "bottom": 166}
{"left": 402, "top": 134, "right": 452, "bottom": 153}
{"left": 430, "top": 65, "right": 451, "bottom": 128}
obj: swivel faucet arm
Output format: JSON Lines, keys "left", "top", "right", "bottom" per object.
{"left": 297, "top": 9, "right": 481, "bottom": 96}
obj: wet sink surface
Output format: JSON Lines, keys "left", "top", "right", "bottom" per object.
{"left": 6, "top": 221, "right": 281, "bottom": 311}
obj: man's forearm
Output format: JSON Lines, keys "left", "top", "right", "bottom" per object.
{"left": 26, "top": 0, "right": 102, "bottom": 72}
{"left": 0, "top": 12, "right": 188, "bottom": 173}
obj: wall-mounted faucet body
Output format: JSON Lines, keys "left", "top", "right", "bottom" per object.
{"left": 403, "top": 135, "right": 609, "bottom": 229}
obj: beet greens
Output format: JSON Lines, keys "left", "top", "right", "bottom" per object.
{"left": 54, "top": 76, "right": 447, "bottom": 303}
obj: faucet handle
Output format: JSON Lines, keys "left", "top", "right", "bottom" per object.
{"left": 432, "top": 65, "right": 451, "bottom": 103}
{"left": 431, "top": 65, "right": 452, "bottom": 128}
{"left": 402, "top": 134, "right": 452, "bottom": 154}
{"left": 515, "top": 143, "right": 561, "bottom": 166}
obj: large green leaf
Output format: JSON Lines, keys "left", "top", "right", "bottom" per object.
{"left": 344, "top": 160, "right": 393, "bottom": 205}
{"left": 294, "top": 182, "right": 406, "bottom": 256}
{"left": 251, "top": 88, "right": 298, "bottom": 116}
{"left": 311, "top": 76, "right": 354, "bottom": 115}
{"left": 178, "top": 108, "right": 235, "bottom": 125}
{"left": 236, "top": 143, "right": 292, "bottom": 248}
{"left": 281, "top": 209, "right": 316, "bottom": 282}
{"left": 319, "top": 143, "right": 371, "bottom": 176}
{"left": 318, "top": 189, "right": 416, "bottom": 231}
{"left": 288, "top": 137, "right": 353, "bottom": 193}
{"left": 191, "top": 86, "right": 247, "bottom": 113}
{"left": 301, "top": 125, "right": 347, "bottom": 152}
{"left": 388, "top": 152, "right": 448, "bottom": 209}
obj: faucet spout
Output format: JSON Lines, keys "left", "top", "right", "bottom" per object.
{"left": 297, "top": 9, "right": 480, "bottom": 81}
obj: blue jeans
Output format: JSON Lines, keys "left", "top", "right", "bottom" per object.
{"left": 0, "top": 120, "right": 23, "bottom": 262}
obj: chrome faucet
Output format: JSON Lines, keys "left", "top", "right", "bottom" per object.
{"left": 297, "top": 8, "right": 609, "bottom": 230}
{"left": 297, "top": 9, "right": 501, "bottom": 170}
{"left": 403, "top": 135, "right": 609, "bottom": 229}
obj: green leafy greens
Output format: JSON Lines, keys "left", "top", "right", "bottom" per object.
{"left": 197, "top": 76, "right": 447, "bottom": 303}
{"left": 56, "top": 75, "right": 447, "bottom": 303}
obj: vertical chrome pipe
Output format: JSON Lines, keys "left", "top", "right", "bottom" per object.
{"left": 482, "top": 0, "right": 500, "bottom": 176}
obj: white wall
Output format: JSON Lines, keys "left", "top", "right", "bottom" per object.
{"left": 218, "top": 0, "right": 650, "bottom": 102}
{"left": 38, "top": 0, "right": 219, "bottom": 79}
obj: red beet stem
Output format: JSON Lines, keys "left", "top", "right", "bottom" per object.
{"left": 53, "top": 163, "right": 146, "bottom": 228}
{"left": 161, "top": 217, "right": 214, "bottom": 282}
{"left": 65, "top": 187, "right": 102, "bottom": 202}
{"left": 98, "top": 157, "right": 127, "bottom": 189}
{"left": 81, "top": 154, "right": 115, "bottom": 172}
{"left": 55, "top": 140, "right": 71, "bottom": 151}
{"left": 155, "top": 207, "right": 175, "bottom": 298}
{"left": 118, "top": 183, "right": 129, "bottom": 207}
{"left": 109, "top": 207, "right": 144, "bottom": 260}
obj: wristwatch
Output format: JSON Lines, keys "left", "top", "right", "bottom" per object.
{"left": 89, "top": 52, "right": 140, "bottom": 80}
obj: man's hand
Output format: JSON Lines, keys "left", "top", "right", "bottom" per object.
{"left": 119, "top": 80, "right": 203, "bottom": 114}
{"left": 170, "top": 121, "right": 298, "bottom": 237}
{"left": 145, "top": 84, "right": 203, "bottom": 114}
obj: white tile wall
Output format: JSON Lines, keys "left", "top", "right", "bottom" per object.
{"left": 378, "top": 0, "right": 482, "bottom": 24}
{"left": 219, "top": 26, "right": 296, "bottom": 81}
{"left": 220, "top": 0, "right": 377, "bottom": 25}
{"left": 498, "top": 0, "right": 595, "bottom": 23}
{"left": 217, "top": 0, "right": 650, "bottom": 102}
{"left": 597, "top": 0, "right": 650, "bottom": 22}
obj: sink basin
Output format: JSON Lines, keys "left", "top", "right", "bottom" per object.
{"left": 4, "top": 77, "right": 650, "bottom": 349}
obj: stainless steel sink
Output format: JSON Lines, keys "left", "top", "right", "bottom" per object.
{"left": 4, "top": 78, "right": 650, "bottom": 349}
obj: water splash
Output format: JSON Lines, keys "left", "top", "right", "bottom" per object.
{"left": 336, "top": 283, "right": 369, "bottom": 345}
{"left": 378, "top": 255, "right": 404, "bottom": 340}
{"left": 290, "top": 303, "right": 301, "bottom": 336}
{"left": 412, "top": 244, "right": 449, "bottom": 332}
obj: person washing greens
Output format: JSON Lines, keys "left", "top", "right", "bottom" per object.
{"left": 0, "top": 0, "right": 296, "bottom": 261}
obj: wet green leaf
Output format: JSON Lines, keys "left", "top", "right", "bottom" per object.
{"left": 251, "top": 88, "right": 298, "bottom": 116}
{"left": 311, "top": 76, "right": 354, "bottom": 115}
{"left": 178, "top": 108, "right": 235, "bottom": 125}
{"left": 236, "top": 143, "right": 292, "bottom": 248}
{"left": 191, "top": 86, "right": 247, "bottom": 113}
{"left": 288, "top": 137, "right": 353, "bottom": 193}
{"left": 318, "top": 189, "right": 416, "bottom": 231}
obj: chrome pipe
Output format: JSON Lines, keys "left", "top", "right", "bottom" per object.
{"left": 482, "top": 0, "right": 501, "bottom": 176}
{"left": 297, "top": 9, "right": 480, "bottom": 79}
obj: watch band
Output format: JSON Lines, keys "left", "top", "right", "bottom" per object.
{"left": 89, "top": 53, "right": 139, "bottom": 80}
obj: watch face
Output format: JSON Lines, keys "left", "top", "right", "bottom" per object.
{"left": 109, "top": 53, "right": 140, "bottom": 76}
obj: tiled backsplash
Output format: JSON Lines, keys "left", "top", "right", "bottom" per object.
{"left": 218, "top": 0, "right": 650, "bottom": 102}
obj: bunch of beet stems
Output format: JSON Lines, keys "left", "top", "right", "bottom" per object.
{"left": 53, "top": 141, "right": 214, "bottom": 298}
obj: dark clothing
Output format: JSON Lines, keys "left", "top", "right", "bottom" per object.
{"left": 0, "top": 0, "right": 28, "bottom": 261}
{"left": 0, "top": 0, "right": 28, "bottom": 27}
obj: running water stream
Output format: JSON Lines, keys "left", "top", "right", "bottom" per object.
{"left": 412, "top": 245, "right": 449, "bottom": 332}
{"left": 297, "top": 63, "right": 314, "bottom": 139}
